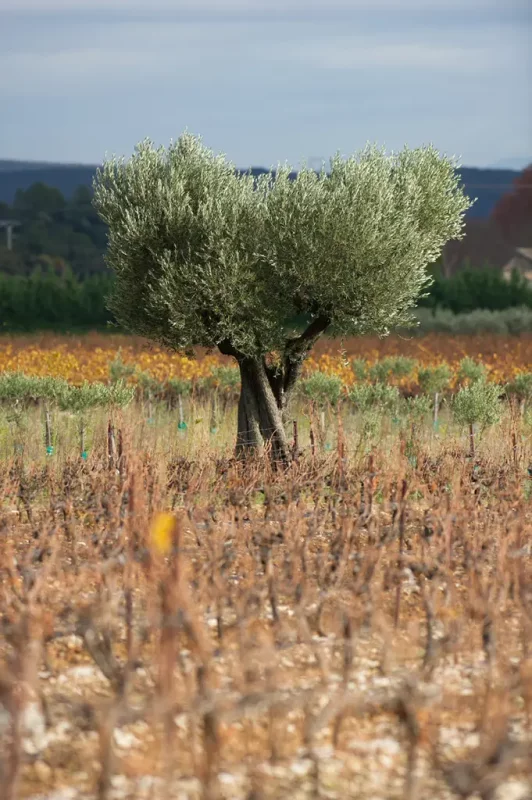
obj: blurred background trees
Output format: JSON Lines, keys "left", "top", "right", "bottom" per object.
{"left": 492, "top": 165, "right": 532, "bottom": 246}
{"left": 0, "top": 181, "right": 108, "bottom": 279}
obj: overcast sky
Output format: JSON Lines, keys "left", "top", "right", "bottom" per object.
{"left": 1, "top": 0, "right": 531, "bottom": 169}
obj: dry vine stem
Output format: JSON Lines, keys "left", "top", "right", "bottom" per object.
{"left": 0, "top": 401, "right": 531, "bottom": 799}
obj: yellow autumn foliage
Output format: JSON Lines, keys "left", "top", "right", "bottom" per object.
{"left": 0, "top": 332, "right": 530, "bottom": 390}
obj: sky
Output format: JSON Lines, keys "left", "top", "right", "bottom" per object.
{"left": 1, "top": 0, "right": 531, "bottom": 170}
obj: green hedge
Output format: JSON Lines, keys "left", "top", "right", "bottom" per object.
{"left": 1, "top": 265, "right": 532, "bottom": 334}
{"left": 419, "top": 266, "right": 532, "bottom": 314}
{"left": 410, "top": 306, "right": 532, "bottom": 335}
{"left": 0, "top": 269, "right": 116, "bottom": 331}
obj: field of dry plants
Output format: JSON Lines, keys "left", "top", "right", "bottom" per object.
{"left": 1, "top": 334, "right": 532, "bottom": 800}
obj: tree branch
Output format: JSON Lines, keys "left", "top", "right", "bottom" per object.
{"left": 282, "top": 314, "right": 331, "bottom": 400}
{"left": 286, "top": 314, "right": 332, "bottom": 353}
{"left": 262, "top": 359, "right": 284, "bottom": 408}
{"left": 218, "top": 339, "right": 245, "bottom": 361}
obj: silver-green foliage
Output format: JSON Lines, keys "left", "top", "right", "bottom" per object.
{"left": 458, "top": 356, "right": 487, "bottom": 386}
{"left": 349, "top": 383, "right": 401, "bottom": 412}
{"left": 368, "top": 356, "right": 418, "bottom": 383}
{"left": 412, "top": 307, "right": 532, "bottom": 336}
{"left": 136, "top": 371, "right": 159, "bottom": 398}
{"left": 109, "top": 350, "right": 136, "bottom": 383}
{"left": 351, "top": 359, "right": 368, "bottom": 381}
{"left": 210, "top": 366, "right": 241, "bottom": 392}
{"left": 0, "top": 372, "right": 133, "bottom": 411}
{"left": 457, "top": 357, "right": 487, "bottom": 386}
{"left": 136, "top": 372, "right": 192, "bottom": 402}
{"left": 0, "top": 373, "right": 69, "bottom": 403}
{"left": 506, "top": 372, "right": 532, "bottom": 402}
{"left": 404, "top": 394, "right": 433, "bottom": 420}
{"left": 299, "top": 371, "right": 344, "bottom": 407}
{"left": 58, "top": 380, "right": 134, "bottom": 412}
{"left": 417, "top": 364, "right": 452, "bottom": 395}
{"left": 93, "top": 132, "right": 472, "bottom": 356}
{"left": 196, "top": 366, "right": 240, "bottom": 397}
{"left": 452, "top": 380, "right": 502, "bottom": 428}
{"left": 167, "top": 377, "right": 192, "bottom": 397}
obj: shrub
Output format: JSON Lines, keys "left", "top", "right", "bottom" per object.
{"left": 136, "top": 371, "right": 162, "bottom": 399}
{"left": 368, "top": 356, "right": 418, "bottom": 384}
{"left": 403, "top": 394, "right": 433, "bottom": 421}
{"left": 0, "top": 372, "right": 134, "bottom": 410}
{"left": 59, "top": 380, "right": 134, "bottom": 412}
{"left": 407, "top": 306, "right": 532, "bottom": 336}
{"left": 506, "top": 372, "right": 532, "bottom": 399}
{"left": 502, "top": 307, "right": 532, "bottom": 336}
{"left": 349, "top": 383, "right": 401, "bottom": 412}
{"left": 417, "top": 364, "right": 453, "bottom": 396}
{"left": 506, "top": 372, "right": 532, "bottom": 411}
{"left": 457, "top": 357, "right": 487, "bottom": 386}
{"left": 452, "top": 380, "right": 502, "bottom": 429}
{"left": 451, "top": 309, "right": 508, "bottom": 335}
{"left": 351, "top": 358, "right": 368, "bottom": 382}
{"left": 166, "top": 377, "right": 192, "bottom": 398}
{"left": 109, "top": 350, "right": 136, "bottom": 383}
{"left": 299, "top": 372, "right": 344, "bottom": 407}
{"left": 0, "top": 373, "right": 69, "bottom": 404}
{"left": 210, "top": 366, "right": 241, "bottom": 395}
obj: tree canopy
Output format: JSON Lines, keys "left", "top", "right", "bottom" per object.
{"left": 93, "top": 133, "right": 472, "bottom": 359}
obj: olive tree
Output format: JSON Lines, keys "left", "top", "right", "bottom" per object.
{"left": 93, "top": 133, "right": 472, "bottom": 461}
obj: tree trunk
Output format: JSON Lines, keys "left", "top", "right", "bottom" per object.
{"left": 236, "top": 363, "right": 263, "bottom": 454}
{"left": 236, "top": 358, "right": 290, "bottom": 463}
{"left": 468, "top": 422, "right": 475, "bottom": 459}
{"left": 218, "top": 314, "right": 331, "bottom": 464}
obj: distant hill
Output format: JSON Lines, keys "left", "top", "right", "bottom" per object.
{"left": 0, "top": 159, "right": 100, "bottom": 173}
{"left": 0, "top": 162, "right": 98, "bottom": 206}
{"left": 0, "top": 159, "right": 523, "bottom": 219}
{"left": 487, "top": 157, "right": 531, "bottom": 171}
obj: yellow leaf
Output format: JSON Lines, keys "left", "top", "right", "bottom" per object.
{"left": 150, "top": 512, "right": 176, "bottom": 555}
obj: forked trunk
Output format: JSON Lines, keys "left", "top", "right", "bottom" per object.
{"left": 218, "top": 314, "right": 331, "bottom": 464}
{"left": 236, "top": 358, "right": 290, "bottom": 463}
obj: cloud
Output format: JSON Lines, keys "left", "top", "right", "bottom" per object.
{"left": 3, "top": 47, "right": 167, "bottom": 82}
{"left": 0, "top": 16, "right": 521, "bottom": 97}
{"left": 277, "top": 43, "right": 488, "bottom": 73}
{"left": 1, "top": 0, "right": 527, "bottom": 12}
{"left": 0, "top": 21, "right": 256, "bottom": 93}
{"left": 0, "top": 0, "right": 528, "bottom": 167}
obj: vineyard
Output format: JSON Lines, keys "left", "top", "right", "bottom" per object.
{"left": 1, "top": 333, "right": 532, "bottom": 800}
{"left": 1, "top": 332, "right": 532, "bottom": 386}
